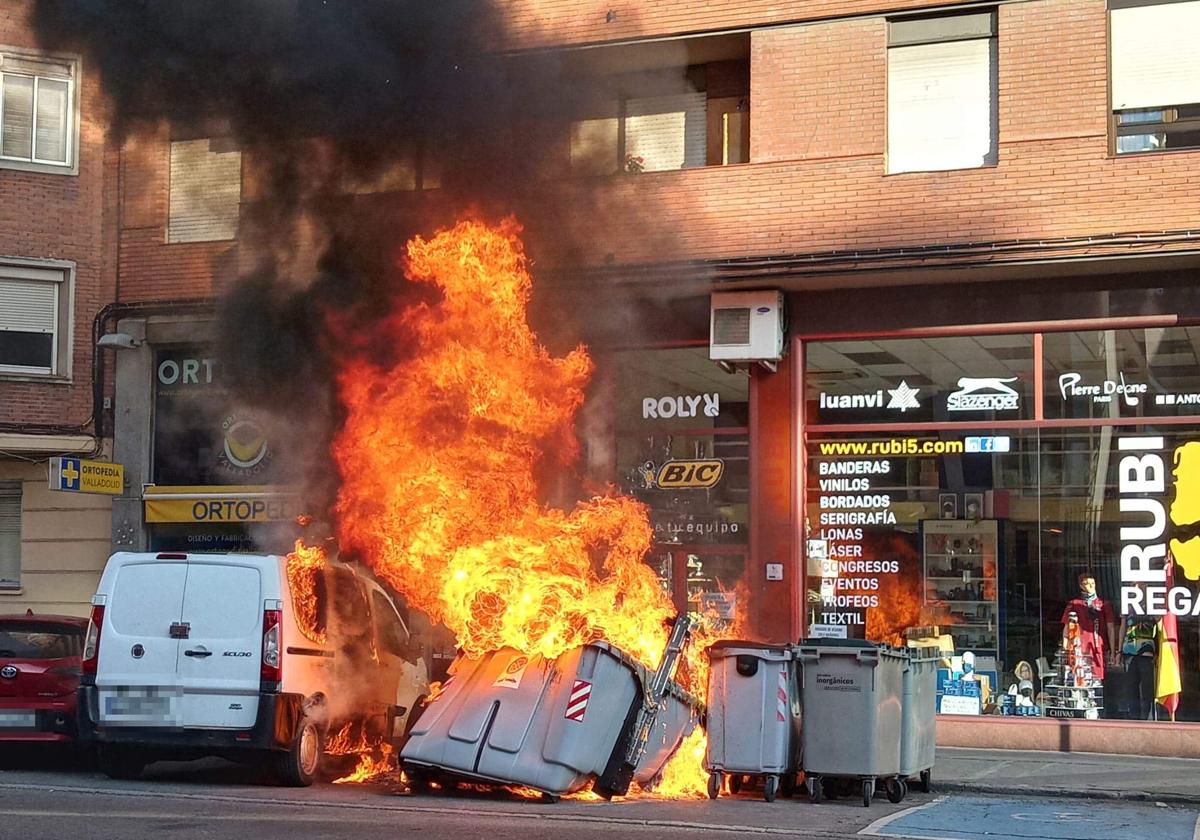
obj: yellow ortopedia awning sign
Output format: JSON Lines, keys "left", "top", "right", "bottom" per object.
{"left": 143, "top": 485, "right": 302, "bottom": 524}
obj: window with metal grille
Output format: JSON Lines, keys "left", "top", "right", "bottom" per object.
{"left": 1110, "top": 0, "right": 1200, "bottom": 154}
{"left": 0, "top": 50, "right": 77, "bottom": 173}
{"left": 0, "top": 481, "right": 21, "bottom": 590}
{"left": 712, "top": 308, "right": 752, "bottom": 346}
{"left": 0, "top": 262, "right": 71, "bottom": 378}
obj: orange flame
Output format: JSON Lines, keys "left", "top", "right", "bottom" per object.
{"left": 329, "top": 218, "right": 677, "bottom": 667}
{"left": 286, "top": 539, "right": 328, "bottom": 645}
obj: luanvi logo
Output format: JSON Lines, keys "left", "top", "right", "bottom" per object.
{"left": 946, "top": 377, "right": 1020, "bottom": 412}
{"left": 819, "top": 381, "right": 921, "bottom": 413}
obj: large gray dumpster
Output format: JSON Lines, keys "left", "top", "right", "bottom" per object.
{"left": 899, "top": 647, "right": 939, "bottom": 792}
{"left": 400, "top": 641, "right": 702, "bottom": 799}
{"left": 794, "top": 639, "right": 906, "bottom": 807}
{"left": 703, "top": 641, "right": 799, "bottom": 801}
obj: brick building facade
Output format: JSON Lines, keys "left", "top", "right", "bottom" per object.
{"left": 6, "top": 0, "right": 1200, "bottom": 748}
{"left": 0, "top": 0, "right": 116, "bottom": 614}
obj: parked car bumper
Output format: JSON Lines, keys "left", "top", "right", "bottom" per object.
{"left": 0, "top": 698, "right": 78, "bottom": 742}
{"left": 77, "top": 685, "right": 303, "bottom": 752}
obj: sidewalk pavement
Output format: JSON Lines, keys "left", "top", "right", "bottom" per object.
{"left": 934, "top": 746, "right": 1200, "bottom": 804}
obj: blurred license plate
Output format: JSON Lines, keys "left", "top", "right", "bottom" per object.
{"left": 0, "top": 711, "right": 35, "bottom": 728}
{"left": 104, "top": 689, "right": 176, "bottom": 723}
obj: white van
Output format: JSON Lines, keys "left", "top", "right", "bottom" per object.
{"left": 77, "top": 551, "right": 428, "bottom": 785}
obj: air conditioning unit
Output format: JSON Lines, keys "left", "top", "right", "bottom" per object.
{"left": 709, "top": 290, "right": 785, "bottom": 367}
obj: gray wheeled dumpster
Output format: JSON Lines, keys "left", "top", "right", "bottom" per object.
{"left": 400, "top": 640, "right": 702, "bottom": 800}
{"left": 794, "top": 639, "right": 907, "bottom": 807}
{"left": 703, "top": 642, "right": 799, "bottom": 801}
{"left": 899, "top": 647, "right": 939, "bottom": 792}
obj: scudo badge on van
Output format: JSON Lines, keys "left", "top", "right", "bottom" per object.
{"left": 223, "top": 651, "right": 252, "bottom": 657}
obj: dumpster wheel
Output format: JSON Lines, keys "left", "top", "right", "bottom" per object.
{"left": 764, "top": 775, "right": 779, "bottom": 802}
{"left": 729, "top": 774, "right": 743, "bottom": 794}
{"left": 706, "top": 772, "right": 721, "bottom": 800}
{"left": 808, "top": 776, "right": 822, "bottom": 804}
{"left": 862, "top": 778, "right": 874, "bottom": 807}
{"left": 885, "top": 778, "right": 906, "bottom": 804}
{"left": 919, "top": 769, "right": 931, "bottom": 793}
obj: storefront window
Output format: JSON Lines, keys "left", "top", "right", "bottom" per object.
{"left": 806, "top": 335, "right": 1034, "bottom": 424}
{"left": 805, "top": 332, "right": 1200, "bottom": 723}
{"left": 608, "top": 346, "right": 749, "bottom": 625}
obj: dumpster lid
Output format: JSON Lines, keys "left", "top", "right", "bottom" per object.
{"left": 588, "top": 640, "right": 705, "bottom": 713}
{"left": 707, "top": 640, "right": 793, "bottom": 659}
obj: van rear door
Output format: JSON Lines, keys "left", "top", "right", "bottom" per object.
{"left": 97, "top": 557, "right": 187, "bottom": 726}
{"left": 176, "top": 558, "right": 264, "bottom": 729}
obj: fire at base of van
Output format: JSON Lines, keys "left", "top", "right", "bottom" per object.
{"left": 1122, "top": 585, "right": 1200, "bottom": 616}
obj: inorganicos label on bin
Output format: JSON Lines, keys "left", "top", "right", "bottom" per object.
{"left": 815, "top": 673, "right": 861, "bottom": 693}
{"left": 493, "top": 654, "right": 531, "bottom": 690}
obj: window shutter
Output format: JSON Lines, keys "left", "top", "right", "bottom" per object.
{"left": 624, "top": 93, "right": 707, "bottom": 172}
{"left": 168, "top": 138, "right": 243, "bottom": 243}
{"left": 0, "top": 277, "right": 56, "bottom": 334}
{"left": 0, "top": 482, "right": 21, "bottom": 588}
{"left": 1, "top": 74, "right": 34, "bottom": 159}
{"left": 34, "top": 77, "right": 70, "bottom": 163}
{"left": 1111, "top": 1, "right": 1200, "bottom": 110}
{"left": 888, "top": 39, "right": 995, "bottom": 174}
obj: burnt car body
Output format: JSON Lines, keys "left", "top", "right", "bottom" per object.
{"left": 0, "top": 613, "right": 87, "bottom": 743}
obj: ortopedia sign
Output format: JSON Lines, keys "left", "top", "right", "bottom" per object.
{"left": 143, "top": 486, "right": 302, "bottom": 523}
{"left": 49, "top": 457, "right": 124, "bottom": 495}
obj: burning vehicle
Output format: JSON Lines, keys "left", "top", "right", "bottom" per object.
{"left": 79, "top": 547, "right": 427, "bottom": 785}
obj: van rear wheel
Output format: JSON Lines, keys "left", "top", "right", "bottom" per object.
{"left": 98, "top": 746, "right": 146, "bottom": 780}
{"left": 275, "top": 718, "right": 321, "bottom": 787}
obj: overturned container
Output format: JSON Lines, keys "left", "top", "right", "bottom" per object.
{"left": 400, "top": 632, "right": 703, "bottom": 800}
{"left": 703, "top": 642, "right": 800, "bottom": 802}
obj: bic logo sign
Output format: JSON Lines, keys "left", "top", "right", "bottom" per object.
{"left": 655, "top": 460, "right": 725, "bottom": 489}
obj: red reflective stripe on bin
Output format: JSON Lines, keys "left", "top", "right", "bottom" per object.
{"left": 777, "top": 668, "right": 788, "bottom": 722}
{"left": 565, "top": 679, "right": 592, "bottom": 722}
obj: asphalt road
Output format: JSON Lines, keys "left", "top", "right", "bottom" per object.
{"left": 0, "top": 750, "right": 1195, "bottom": 840}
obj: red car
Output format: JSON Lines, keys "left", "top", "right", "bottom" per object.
{"left": 0, "top": 612, "right": 88, "bottom": 742}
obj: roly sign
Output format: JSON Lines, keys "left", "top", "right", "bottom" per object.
{"left": 642, "top": 393, "right": 719, "bottom": 420}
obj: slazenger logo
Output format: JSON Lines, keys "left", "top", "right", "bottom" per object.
{"left": 649, "top": 460, "right": 725, "bottom": 489}
{"left": 642, "top": 393, "right": 719, "bottom": 420}
{"left": 946, "top": 377, "right": 1020, "bottom": 412}
{"left": 1059, "top": 372, "right": 1146, "bottom": 407}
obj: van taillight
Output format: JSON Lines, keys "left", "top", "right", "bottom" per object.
{"left": 261, "top": 609, "right": 282, "bottom": 682}
{"left": 82, "top": 604, "right": 105, "bottom": 676}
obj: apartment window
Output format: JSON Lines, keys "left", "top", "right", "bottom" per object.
{"left": 0, "top": 261, "right": 72, "bottom": 378}
{"left": 168, "top": 138, "right": 242, "bottom": 243}
{"left": 0, "top": 482, "right": 20, "bottom": 590}
{"left": 570, "top": 92, "right": 711, "bottom": 174}
{"left": 0, "top": 49, "right": 78, "bottom": 173}
{"left": 887, "top": 11, "right": 998, "bottom": 174}
{"left": 1111, "top": 0, "right": 1200, "bottom": 154}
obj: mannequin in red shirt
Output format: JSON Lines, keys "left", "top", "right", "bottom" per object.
{"left": 1061, "top": 572, "right": 1118, "bottom": 679}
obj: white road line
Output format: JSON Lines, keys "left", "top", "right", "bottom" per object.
{"left": 1192, "top": 812, "right": 1200, "bottom": 840}
{"left": 859, "top": 796, "right": 948, "bottom": 837}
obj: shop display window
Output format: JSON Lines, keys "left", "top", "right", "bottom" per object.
{"left": 603, "top": 346, "right": 750, "bottom": 625}
{"left": 805, "top": 328, "right": 1200, "bottom": 723}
